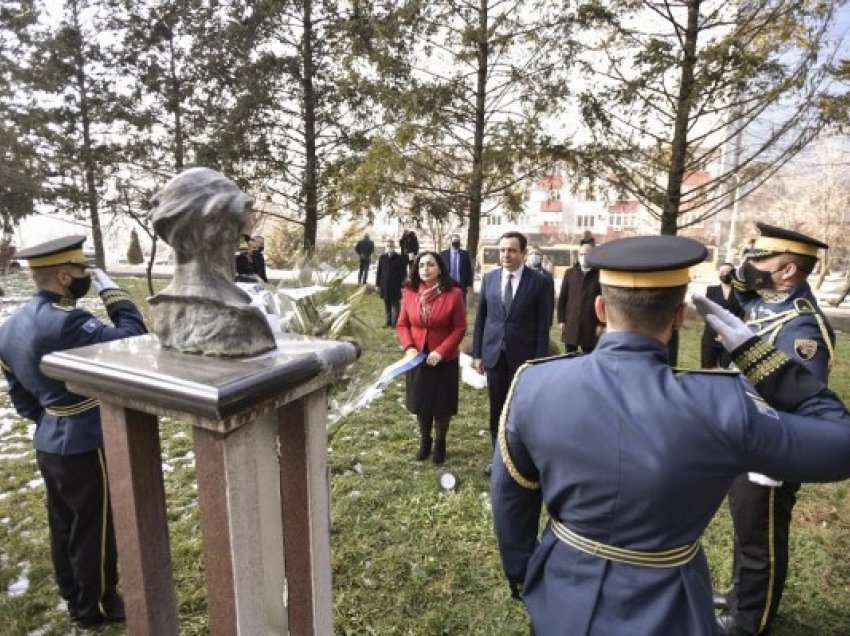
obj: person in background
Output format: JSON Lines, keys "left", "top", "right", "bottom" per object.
{"left": 579, "top": 231, "right": 596, "bottom": 246}
{"left": 0, "top": 235, "right": 148, "bottom": 628}
{"left": 235, "top": 234, "right": 258, "bottom": 283}
{"left": 440, "top": 233, "right": 474, "bottom": 305}
{"left": 526, "top": 247, "right": 555, "bottom": 327}
{"left": 399, "top": 228, "right": 420, "bottom": 272}
{"left": 472, "top": 231, "right": 552, "bottom": 470}
{"left": 700, "top": 262, "right": 742, "bottom": 368}
{"left": 250, "top": 235, "right": 268, "bottom": 283}
{"left": 355, "top": 233, "right": 375, "bottom": 285}
{"left": 396, "top": 251, "right": 466, "bottom": 465}
{"left": 557, "top": 242, "right": 602, "bottom": 353}
{"left": 376, "top": 238, "right": 407, "bottom": 327}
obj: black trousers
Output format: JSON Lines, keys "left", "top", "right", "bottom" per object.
{"left": 727, "top": 474, "right": 799, "bottom": 634}
{"left": 37, "top": 449, "right": 119, "bottom": 621}
{"left": 701, "top": 335, "right": 732, "bottom": 368}
{"left": 383, "top": 298, "right": 400, "bottom": 326}
{"left": 486, "top": 352, "right": 523, "bottom": 446}
{"left": 357, "top": 258, "right": 370, "bottom": 284}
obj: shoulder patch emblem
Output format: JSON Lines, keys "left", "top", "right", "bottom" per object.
{"left": 747, "top": 392, "right": 779, "bottom": 420}
{"left": 794, "top": 338, "right": 818, "bottom": 361}
{"left": 81, "top": 318, "right": 101, "bottom": 333}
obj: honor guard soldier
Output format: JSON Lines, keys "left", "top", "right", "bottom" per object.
{"left": 490, "top": 235, "right": 850, "bottom": 636}
{"left": 0, "top": 236, "right": 147, "bottom": 627}
{"left": 716, "top": 223, "right": 835, "bottom": 636}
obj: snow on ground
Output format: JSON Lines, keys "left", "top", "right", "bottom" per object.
{"left": 7, "top": 562, "right": 30, "bottom": 597}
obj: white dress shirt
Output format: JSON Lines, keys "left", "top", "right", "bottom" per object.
{"left": 501, "top": 266, "right": 524, "bottom": 298}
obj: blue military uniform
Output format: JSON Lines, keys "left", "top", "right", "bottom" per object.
{"left": 720, "top": 223, "right": 835, "bottom": 636}
{"left": 0, "top": 236, "right": 147, "bottom": 626}
{"left": 490, "top": 235, "right": 850, "bottom": 636}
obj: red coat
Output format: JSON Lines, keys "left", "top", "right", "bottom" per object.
{"left": 396, "top": 286, "right": 466, "bottom": 361}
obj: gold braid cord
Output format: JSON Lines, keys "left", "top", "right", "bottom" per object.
{"left": 497, "top": 363, "right": 540, "bottom": 491}
{"left": 100, "top": 289, "right": 133, "bottom": 308}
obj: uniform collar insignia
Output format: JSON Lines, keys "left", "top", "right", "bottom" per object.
{"left": 755, "top": 289, "right": 790, "bottom": 304}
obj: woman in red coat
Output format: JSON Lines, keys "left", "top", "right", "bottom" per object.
{"left": 397, "top": 251, "right": 467, "bottom": 464}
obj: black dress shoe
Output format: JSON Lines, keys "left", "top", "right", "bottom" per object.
{"left": 102, "top": 592, "right": 126, "bottom": 622}
{"left": 713, "top": 591, "right": 729, "bottom": 611}
{"left": 716, "top": 614, "right": 752, "bottom": 636}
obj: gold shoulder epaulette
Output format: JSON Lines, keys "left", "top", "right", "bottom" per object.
{"left": 50, "top": 303, "right": 75, "bottom": 312}
{"left": 526, "top": 352, "right": 583, "bottom": 365}
{"left": 674, "top": 367, "right": 740, "bottom": 376}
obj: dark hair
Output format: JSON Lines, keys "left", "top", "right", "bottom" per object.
{"left": 500, "top": 231, "right": 527, "bottom": 251}
{"left": 786, "top": 253, "right": 817, "bottom": 275}
{"left": 601, "top": 284, "right": 687, "bottom": 333}
{"left": 405, "top": 250, "right": 458, "bottom": 293}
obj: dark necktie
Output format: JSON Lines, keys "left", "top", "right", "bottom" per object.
{"left": 503, "top": 273, "right": 514, "bottom": 314}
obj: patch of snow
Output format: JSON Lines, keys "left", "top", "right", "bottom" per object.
{"left": 7, "top": 562, "right": 30, "bottom": 597}
{"left": 26, "top": 477, "right": 43, "bottom": 490}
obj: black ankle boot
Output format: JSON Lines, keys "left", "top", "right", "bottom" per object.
{"left": 432, "top": 439, "right": 446, "bottom": 465}
{"left": 416, "top": 436, "right": 432, "bottom": 461}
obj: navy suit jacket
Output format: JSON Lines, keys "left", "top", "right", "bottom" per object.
{"left": 440, "top": 248, "right": 474, "bottom": 290}
{"left": 472, "top": 266, "right": 552, "bottom": 369}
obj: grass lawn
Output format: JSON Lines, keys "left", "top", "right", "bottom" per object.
{"left": 1, "top": 277, "right": 849, "bottom": 635}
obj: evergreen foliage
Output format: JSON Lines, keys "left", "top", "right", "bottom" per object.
{"left": 126, "top": 228, "right": 143, "bottom": 264}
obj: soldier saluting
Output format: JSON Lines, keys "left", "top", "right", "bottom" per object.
{"left": 0, "top": 236, "right": 147, "bottom": 628}
{"left": 490, "top": 235, "right": 850, "bottom": 636}
{"left": 716, "top": 223, "right": 834, "bottom": 636}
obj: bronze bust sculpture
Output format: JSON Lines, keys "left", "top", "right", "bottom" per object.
{"left": 148, "top": 167, "right": 276, "bottom": 356}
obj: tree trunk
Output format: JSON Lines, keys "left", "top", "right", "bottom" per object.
{"left": 71, "top": 0, "right": 105, "bottom": 269}
{"left": 831, "top": 267, "right": 850, "bottom": 307}
{"left": 660, "top": 0, "right": 701, "bottom": 236}
{"left": 168, "top": 30, "right": 184, "bottom": 172}
{"left": 146, "top": 234, "right": 157, "bottom": 297}
{"left": 301, "top": 0, "right": 318, "bottom": 255}
{"left": 815, "top": 244, "right": 830, "bottom": 290}
{"left": 466, "top": 0, "right": 489, "bottom": 262}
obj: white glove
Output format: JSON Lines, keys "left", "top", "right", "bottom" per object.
{"left": 692, "top": 293, "right": 752, "bottom": 352}
{"left": 90, "top": 268, "right": 120, "bottom": 293}
{"left": 748, "top": 472, "right": 783, "bottom": 487}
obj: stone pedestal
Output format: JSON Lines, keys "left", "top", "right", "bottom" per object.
{"left": 41, "top": 333, "right": 358, "bottom": 636}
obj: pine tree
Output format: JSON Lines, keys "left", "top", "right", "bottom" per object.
{"left": 27, "top": 0, "right": 120, "bottom": 267}
{"left": 126, "top": 228, "right": 143, "bottom": 264}
{"left": 348, "top": 0, "right": 578, "bottom": 260}
{"left": 576, "top": 0, "right": 843, "bottom": 236}
{"left": 0, "top": 1, "right": 42, "bottom": 238}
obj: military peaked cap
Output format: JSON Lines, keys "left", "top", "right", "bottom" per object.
{"left": 750, "top": 222, "right": 828, "bottom": 259}
{"left": 15, "top": 235, "right": 89, "bottom": 268}
{"left": 585, "top": 235, "right": 708, "bottom": 288}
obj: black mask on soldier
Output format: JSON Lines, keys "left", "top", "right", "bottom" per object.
{"left": 451, "top": 240, "right": 461, "bottom": 249}
{"left": 719, "top": 273, "right": 733, "bottom": 285}
{"left": 67, "top": 274, "right": 92, "bottom": 299}
{"left": 740, "top": 260, "right": 783, "bottom": 290}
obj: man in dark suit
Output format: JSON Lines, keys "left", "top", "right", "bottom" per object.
{"left": 355, "top": 233, "right": 375, "bottom": 285}
{"left": 472, "top": 231, "right": 552, "bottom": 455}
{"left": 701, "top": 262, "right": 742, "bottom": 368}
{"left": 250, "top": 235, "right": 268, "bottom": 283}
{"left": 557, "top": 242, "right": 602, "bottom": 353}
{"left": 527, "top": 247, "right": 555, "bottom": 328}
{"left": 440, "top": 233, "right": 474, "bottom": 304}
{"left": 375, "top": 238, "right": 407, "bottom": 327}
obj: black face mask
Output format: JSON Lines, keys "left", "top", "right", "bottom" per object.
{"left": 740, "top": 260, "right": 782, "bottom": 290}
{"left": 719, "top": 273, "right": 733, "bottom": 285}
{"left": 67, "top": 274, "right": 91, "bottom": 299}
{"left": 451, "top": 241, "right": 461, "bottom": 249}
